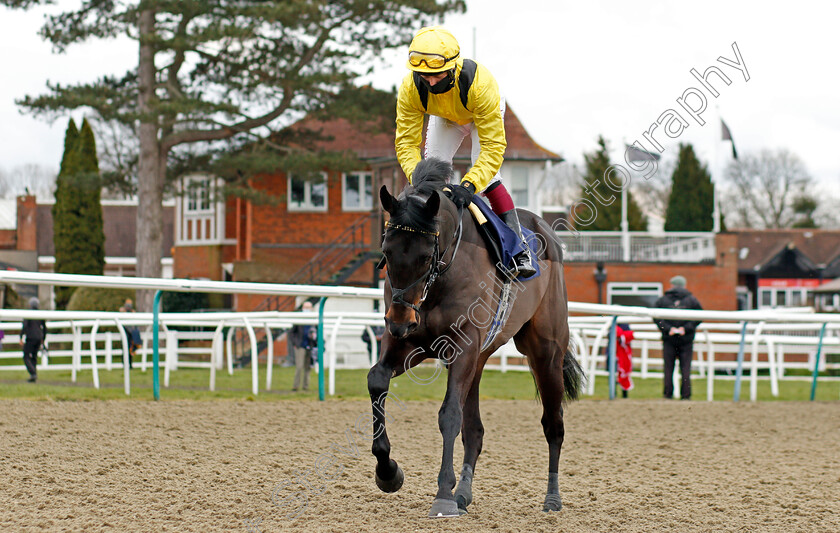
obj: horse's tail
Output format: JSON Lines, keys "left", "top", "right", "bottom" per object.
{"left": 562, "top": 347, "right": 584, "bottom": 402}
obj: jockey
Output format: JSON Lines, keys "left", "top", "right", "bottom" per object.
{"left": 395, "top": 26, "right": 536, "bottom": 278}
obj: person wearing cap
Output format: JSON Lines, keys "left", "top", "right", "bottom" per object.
{"left": 654, "top": 276, "right": 703, "bottom": 400}
{"left": 395, "top": 26, "right": 535, "bottom": 277}
{"left": 20, "top": 297, "right": 47, "bottom": 383}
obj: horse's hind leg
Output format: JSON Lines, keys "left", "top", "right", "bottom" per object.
{"left": 454, "top": 367, "right": 485, "bottom": 514}
{"left": 516, "top": 331, "right": 568, "bottom": 512}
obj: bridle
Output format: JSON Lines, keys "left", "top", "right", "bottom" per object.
{"left": 383, "top": 210, "right": 463, "bottom": 315}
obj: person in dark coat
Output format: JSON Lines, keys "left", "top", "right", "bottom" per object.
{"left": 20, "top": 297, "right": 47, "bottom": 383}
{"left": 654, "top": 276, "right": 703, "bottom": 400}
{"left": 289, "top": 301, "right": 316, "bottom": 391}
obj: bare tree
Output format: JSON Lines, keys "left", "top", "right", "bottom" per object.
{"left": 0, "top": 164, "right": 56, "bottom": 199}
{"left": 540, "top": 162, "right": 583, "bottom": 207}
{"left": 92, "top": 119, "right": 139, "bottom": 199}
{"left": 723, "top": 149, "right": 813, "bottom": 228}
{"left": 632, "top": 156, "right": 675, "bottom": 219}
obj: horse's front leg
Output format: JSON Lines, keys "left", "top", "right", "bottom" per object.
{"left": 429, "top": 354, "right": 477, "bottom": 518}
{"left": 367, "top": 360, "right": 404, "bottom": 493}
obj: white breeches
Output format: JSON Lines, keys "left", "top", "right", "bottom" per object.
{"left": 423, "top": 96, "right": 506, "bottom": 192}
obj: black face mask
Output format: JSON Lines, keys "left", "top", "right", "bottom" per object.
{"left": 421, "top": 69, "right": 456, "bottom": 94}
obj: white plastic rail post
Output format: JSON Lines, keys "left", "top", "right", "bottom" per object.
{"left": 90, "top": 320, "right": 100, "bottom": 389}
{"left": 328, "top": 316, "right": 342, "bottom": 396}
{"left": 225, "top": 327, "right": 235, "bottom": 375}
{"left": 105, "top": 331, "right": 113, "bottom": 371}
{"left": 767, "top": 339, "right": 779, "bottom": 397}
{"left": 209, "top": 322, "right": 224, "bottom": 392}
{"left": 71, "top": 321, "right": 80, "bottom": 383}
{"left": 750, "top": 321, "right": 766, "bottom": 402}
{"left": 112, "top": 317, "right": 131, "bottom": 396}
{"left": 243, "top": 317, "right": 259, "bottom": 395}
{"left": 706, "top": 340, "right": 715, "bottom": 402}
{"left": 265, "top": 324, "right": 274, "bottom": 391}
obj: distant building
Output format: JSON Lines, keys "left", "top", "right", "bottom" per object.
{"left": 734, "top": 229, "right": 840, "bottom": 309}
{"left": 0, "top": 195, "right": 174, "bottom": 307}
{"left": 171, "top": 104, "right": 564, "bottom": 311}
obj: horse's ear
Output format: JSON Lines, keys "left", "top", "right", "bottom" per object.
{"left": 424, "top": 191, "right": 440, "bottom": 217}
{"left": 380, "top": 185, "right": 395, "bottom": 214}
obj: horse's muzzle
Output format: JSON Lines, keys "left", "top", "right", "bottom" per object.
{"left": 386, "top": 318, "right": 418, "bottom": 339}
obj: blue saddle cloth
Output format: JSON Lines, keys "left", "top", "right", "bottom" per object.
{"left": 471, "top": 199, "right": 541, "bottom": 281}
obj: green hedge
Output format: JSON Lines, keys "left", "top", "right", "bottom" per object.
{"left": 66, "top": 287, "right": 136, "bottom": 312}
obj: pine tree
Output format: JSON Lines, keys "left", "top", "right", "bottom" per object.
{"left": 577, "top": 136, "right": 646, "bottom": 231}
{"left": 52, "top": 119, "right": 105, "bottom": 309}
{"left": 664, "top": 144, "right": 714, "bottom": 231}
{"left": 6, "top": 1, "right": 466, "bottom": 310}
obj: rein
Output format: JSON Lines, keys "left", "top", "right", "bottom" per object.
{"left": 384, "top": 207, "right": 463, "bottom": 314}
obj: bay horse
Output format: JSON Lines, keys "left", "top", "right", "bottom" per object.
{"left": 368, "top": 158, "right": 583, "bottom": 517}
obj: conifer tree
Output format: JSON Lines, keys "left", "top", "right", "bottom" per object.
{"left": 664, "top": 144, "right": 714, "bottom": 231}
{"left": 5, "top": 0, "right": 465, "bottom": 310}
{"left": 577, "top": 136, "right": 646, "bottom": 231}
{"left": 52, "top": 119, "right": 105, "bottom": 309}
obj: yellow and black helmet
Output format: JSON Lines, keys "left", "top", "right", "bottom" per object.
{"left": 406, "top": 27, "right": 460, "bottom": 73}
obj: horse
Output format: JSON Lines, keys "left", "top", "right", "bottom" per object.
{"left": 367, "top": 158, "right": 583, "bottom": 517}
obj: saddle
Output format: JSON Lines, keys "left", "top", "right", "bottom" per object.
{"left": 467, "top": 197, "right": 541, "bottom": 282}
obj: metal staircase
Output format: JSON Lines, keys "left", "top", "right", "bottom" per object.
{"left": 232, "top": 212, "right": 381, "bottom": 366}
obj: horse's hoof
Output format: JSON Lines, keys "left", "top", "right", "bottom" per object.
{"left": 543, "top": 493, "right": 563, "bottom": 512}
{"left": 428, "top": 498, "right": 460, "bottom": 518}
{"left": 455, "top": 494, "right": 470, "bottom": 515}
{"left": 375, "top": 465, "right": 404, "bottom": 493}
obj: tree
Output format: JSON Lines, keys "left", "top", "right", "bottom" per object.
{"left": 663, "top": 144, "right": 714, "bottom": 231}
{"left": 52, "top": 118, "right": 106, "bottom": 309}
{"left": 723, "top": 149, "right": 813, "bottom": 228}
{"left": 791, "top": 194, "right": 819, "bottom": 228}
{"left": 0, "top": 164, "right": 56, "bottom": 198}
{"left": 576, "top": 136, "right": 646, "bottom": 231}
{"left": 6, "top": 0, "right": 465, "bottom": 309}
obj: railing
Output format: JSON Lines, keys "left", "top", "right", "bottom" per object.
{"left": 556, "top": 231, "right": 716, "bottom": 262}
{"left": 0, "top": 311, "right": 383, "bottom": 393}
{"left": 2, "top": 271, "right": 839, "bottom": 402}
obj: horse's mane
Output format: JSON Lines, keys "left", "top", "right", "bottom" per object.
{"left": 390, "top": 158, "right": 453, "bottom": 234}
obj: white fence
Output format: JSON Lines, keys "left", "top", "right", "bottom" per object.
{"left": 0, "top": 310, "right": 383, "bottom": 396}
{"left": 2, "top": 271, "right": 839, "bottom": 401}
{"left": 3, "top": 307, "right": 839, "bottom": 401}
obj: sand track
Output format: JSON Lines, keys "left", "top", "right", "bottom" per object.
{"left": 2, "top": 399, "right": 838, "bottom": 532}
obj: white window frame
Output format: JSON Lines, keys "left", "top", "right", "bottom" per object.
{"left": 288, "top": 172, "right": 328, "bottom": 212}
{"left": 758, "top": 287, "right": 810, "bottom": 309}
{"left": 507, "top": 164, "right": 530, "bottom": 207}
{"left": 607, "top": 282, "right": 663, "bottom": 307}
{"left": 341, "top": 171, "right": 373, "bottom": 211}
{"left": 176, "top": 174, "right": 231, "bottom": 246}
{"left": 185, "top": 177, "right": 213, "bottom": 214}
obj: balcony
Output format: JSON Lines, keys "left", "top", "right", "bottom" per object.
{"left": 555, "top": 231, "right": 717, "bottom": 263}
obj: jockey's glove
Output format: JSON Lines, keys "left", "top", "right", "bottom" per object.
{"left": 446, "top": 181, "right": 476, "bottom": 209}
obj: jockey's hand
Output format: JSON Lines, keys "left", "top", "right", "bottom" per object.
{"left": 445, "top": 181, "right": 476, "bottom": 209}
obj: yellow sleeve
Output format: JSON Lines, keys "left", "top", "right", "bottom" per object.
{"left": 395, "top": 74, "right": 425, "bottom": 184}
{"left": 461, "top": 66, "right": 506, "bottom": 191}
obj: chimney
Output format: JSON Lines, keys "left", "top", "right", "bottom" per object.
{"left": 16, "top": 195, "right": 38, "bottom": 251}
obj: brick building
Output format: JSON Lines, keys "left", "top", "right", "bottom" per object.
{"left": 0, "top": 195, "right": 175, "bottom": 306}
{"left": 734, "top": 229, "right": 840, "bottom": 309}
{"left": 172, "top": 104, "right": 563, "bottom": 311}
{"left": 560, "top": 233, "right": 740, "bottom": 311}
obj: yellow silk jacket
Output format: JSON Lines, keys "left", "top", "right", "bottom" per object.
{"left": 395, "top": 58, "right": 507, "bottom": 191}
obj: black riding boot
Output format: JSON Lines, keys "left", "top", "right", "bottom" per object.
{"left": 500, "top": 209, "right": 537, "bottom": 278}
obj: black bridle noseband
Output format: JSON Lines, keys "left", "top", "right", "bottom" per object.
{"left": 383, "top": 213, "right": 463, "bottom": 315}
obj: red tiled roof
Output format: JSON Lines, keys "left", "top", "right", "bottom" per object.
{"left": 291, "top": 105, "right": 562, "bottom": 162}
{"left": 734, "top": 229, "right": 840, "bottom": 271}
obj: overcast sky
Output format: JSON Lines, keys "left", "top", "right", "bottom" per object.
{"left": 1, "top": 0, "right": 839, "bottom": 189}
